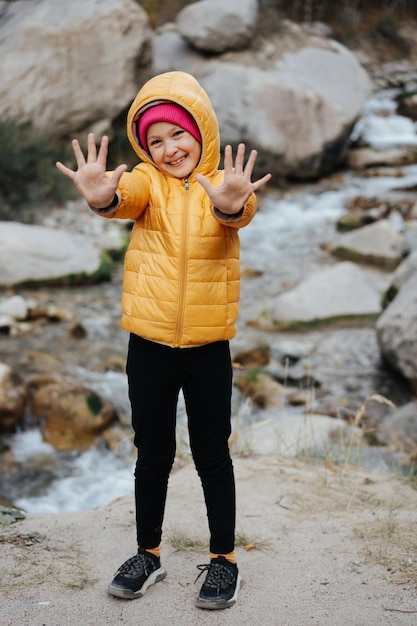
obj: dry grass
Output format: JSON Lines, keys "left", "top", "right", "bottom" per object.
{"left": 354, "top": 511, "right": 417, "bottom": 589}
{"left": 168, "top": 530, "right": 207, "bottom": 552}
{"left": 0, "top": 534, "right": 97, "bottom": 591}
{"left": 168, "top": 528, "right": 270, "bottom": 554}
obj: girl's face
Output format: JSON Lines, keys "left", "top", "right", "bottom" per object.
{"left": 147, "top": 122, "right": 201, "bottom": 178}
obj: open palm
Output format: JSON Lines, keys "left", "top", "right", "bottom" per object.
{"left": 196, "top": 143, "right": 271, "bottom": 215}
{"left": 56, "top": 133, "right": 127, "bottom": 208}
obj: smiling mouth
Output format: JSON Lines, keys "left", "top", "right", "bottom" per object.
{"left": 168, "top": 155, "right": 187, "bottom": 166}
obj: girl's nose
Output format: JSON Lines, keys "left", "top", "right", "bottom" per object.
{"left": 164, "top": 139, "right": 178, "bottom": 155}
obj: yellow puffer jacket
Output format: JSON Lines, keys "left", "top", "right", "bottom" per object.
{"left": 108, "top": 71, "right": 257, "bottom": 347}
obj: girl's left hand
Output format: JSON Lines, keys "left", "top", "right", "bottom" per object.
{"left": 196, "top": 143, "right": 271, "bottom": 214}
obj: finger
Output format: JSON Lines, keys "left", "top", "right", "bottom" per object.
{"left": 242, "top": 149, "right": 258, "bottom": 178}
{"left": 71, "top": 138, "right": 87, "bottom": 169}
{"left": 86, "top": 132, "right": 98, "bottom": 162}
{"left": 223, "top": 144, "right": 234, "bottom": 174}
{"left": 251, "top": 172, "right": 272, "bottom": 191}
{"left": 111, "top": 163, "right": 128, "bottom": 186}
{"left": 97, "top": 135, "right": 110, "bottom": 167}
{"left": 195, "top": 173, "right": 212, "bottom": 194}
{"left": 234, "top": 143, "right": 246, "bottom": 174}
{"left": 55, "top": 161, "right": 75, "bottom": 179}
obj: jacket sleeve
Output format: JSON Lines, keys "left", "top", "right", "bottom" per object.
{"left": 212, "top": 192, "right": 257, "bottom": 229}
{"left": 96, "top": 165, "right": 152, "bottom": 221}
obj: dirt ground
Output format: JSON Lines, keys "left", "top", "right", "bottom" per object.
{"left": 1, "top": 454, "right": 417, "bottom": 626}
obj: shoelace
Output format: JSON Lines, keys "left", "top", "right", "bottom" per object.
{"left": 195, "top": 561, "right": 235, "bottom": 589}
{"left": 117, "top": 553, "right": 153, "bottom": 578}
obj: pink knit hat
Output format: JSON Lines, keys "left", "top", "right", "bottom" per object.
{"left": 137, "top": 103, "right": 202, "bottom": 150}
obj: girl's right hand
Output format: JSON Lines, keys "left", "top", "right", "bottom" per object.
{"left": 56, "top": 133, "right": 127, "bottom": 208}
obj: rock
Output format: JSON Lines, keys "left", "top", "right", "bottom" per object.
{"left": 265, "top": 361, "right": 321, "bottom": 389}
{"left": 409, "top": 203, "right": 417, "bottom": 220}
{"left": 0, "top": 505, "right": 26, "bottom": 525}
{"left": 154, "top": 19, "right": 372, "bottom": 179}
{"left": 231, "top": 411, "right": 349, "bottom": 457}
{"left": 152, "top": 27, "right": 206, "bottom": 76}
{"left": 258, "top": 261, "right": 381, "bottom": 330}
{"left": 70, "top": 367, "right": 131, "bottom": 428}
{"left": 397, "top": 91, "right": 417, "bottom": 121}
{"left": 378, "top": 401, "right": 417, "bottom": 452}
{"left": 176, "top": 0, "right": 258, "bottom": 53}
{"left": 376, "top": 273, "right": 417, "bottom": 391}
{"left": 0, "top": 315, "right": 14, "bottom": 334}
{"left": 336, "top": 195, "right": 390, "bottom": 231}
{"left": 31, "top": 378, "right": 118, "bottom": 450}
{"left": 404, "top": 219, "right": 417, "bottom": 253}
{"left": 40, "top": 200, "right": 129, "bottom": 259}
{"left": 232, "top": 346, "right": 271, "bottom": 369}
{"left": 322, "top": 219, "right": 405, "bottom": 270}
{"left": 383, "top": 250, "right": 417, "bottom": 303}
{"left": 347, "top": 146, "right": 417, "bottom": 169}
{"left": 0, "top": 295, "right": 28, "bottom": 321}
{"left": 358, "top": 393, "right": 396, "bottom": 428}
{"left": 269, "top": 338, "right": 315, "bottom": 364}
{"left": 68, "top": 322, "right": 88, "bottom": 340}
{"left": 0, "top": 221, "right": 113, "bottom": 288}
{"left": 0, "top": 295, "right": 71, "bottom": 335}
{"left": 336, "top": 195, "right": 414, "bottom": 232}
{"left": 234, "top": 370, "right": 286, "bottom": 409}
{"left": 0, "top": 0, "right": 152, "bottom": 136}
{"left": 0, "top": 363, "right": 28, "bottom": 432}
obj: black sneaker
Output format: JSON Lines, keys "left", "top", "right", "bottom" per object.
{"left": 108, "top": 548, "right": 166, "bottom": 599}
{"left": 195, "top": 556, "right": 241, "bottom": 610}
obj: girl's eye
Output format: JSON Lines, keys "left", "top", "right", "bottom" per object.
{"left": 149, "top": 139, "right": 161, "bottom": 146}
{"left": 173, "top": 130, "right": 184, "bottom": 137}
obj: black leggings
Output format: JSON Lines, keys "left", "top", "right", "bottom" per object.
{"left": 126, "top": 334, "right": 236, "bottom": 554}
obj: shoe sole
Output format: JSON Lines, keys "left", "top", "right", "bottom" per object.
{"left": 195, "top": 575, "right": 242, "bottom": 610}
{"left": 107, "top": 567, "right": 167, "bottom": 600}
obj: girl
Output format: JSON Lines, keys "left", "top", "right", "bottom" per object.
{"left": 57, "top": 71, "right": 271, "bottom": 610}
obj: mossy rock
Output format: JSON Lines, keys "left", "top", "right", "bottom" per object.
{"left": 0, "top": 505, "right": 26, "bottom": 526}
{"left": 16, "top": 251, "right": 115, "bottom": 288}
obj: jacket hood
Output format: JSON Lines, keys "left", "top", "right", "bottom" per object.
{"left": 127, "top": 71, "right": 220, "bottom": 177}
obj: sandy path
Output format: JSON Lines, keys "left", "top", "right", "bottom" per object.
{"left": 1, "top": 455, "right": 417, "bottom": 626}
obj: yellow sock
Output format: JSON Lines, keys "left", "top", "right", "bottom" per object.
{"left": 139, "top": 546, "right": 161, "bottom": 558}
{"left": 210, "top": 551, "right": 236, "bottom": 564}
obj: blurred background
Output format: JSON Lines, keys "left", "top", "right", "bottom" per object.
{"left": 1, "top": 0, "right": 417, "bottom": 515}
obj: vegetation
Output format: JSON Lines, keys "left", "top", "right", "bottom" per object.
{"left": 168, "top": 528, "right": 269, "bottom": 552}
{"left": 0, "top": 121, "right": 75, "bottom": 222}
{"left": 277, "top": 0, "right": 417, "bottom": 22}
{"left": 138, "top": 0, "right": 191, "bottom": 26}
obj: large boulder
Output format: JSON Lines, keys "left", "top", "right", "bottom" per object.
{"left": 176, "top": 0, "right": 258, "bottom": 53}
{"left": 0, "top": 0, "right": 152, "bottom": 136}
{"left": 0, "top": 221, "right": 113, "bottom": 288}
{"left": 322, "top": 219, "right": 405, "bottom": 270}
{"left": 154, "top": 20, "right": 372, "bottom": 178}
{"left": 257, "top": 261, "right": 382, "bottom": 330}
{"left": 31, "top": 377, "right": 117, "bottom": 450}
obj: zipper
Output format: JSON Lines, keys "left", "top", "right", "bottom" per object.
{"left": 174, "top": 177, "right": 190, "bottom": 346}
